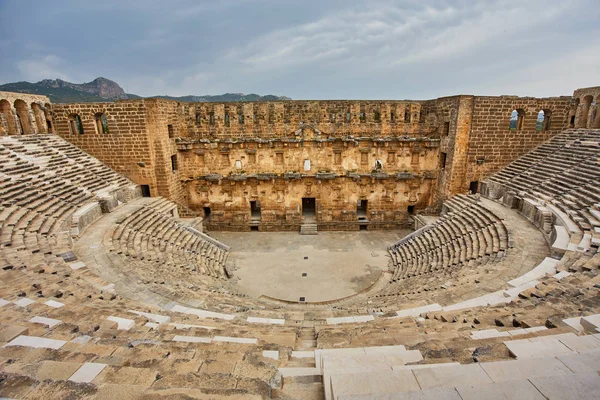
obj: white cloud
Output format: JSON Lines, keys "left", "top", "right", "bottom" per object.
{"left": 16, "top": 55, "right": 71, "bottom": 82}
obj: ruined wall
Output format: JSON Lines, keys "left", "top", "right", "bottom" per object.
{"left": 40, "top": 86, "right": 592, "bottom": 231}
{"left": 192, "top": 175, "right": 436, "bottom": 231}
{"left": 572, "top": 86, "right": 600, "bottom": 129}
{"left": 181, "top": 100, "right": 437, "bottom": 139}
{"left": 50, "top": 100, "right": 160, "bottom": 194}
{"left": 464, "top": 95, "right": 572, "bottom": 192}
{"left": 0, "top": 91, "right": 51, "bottom": 135}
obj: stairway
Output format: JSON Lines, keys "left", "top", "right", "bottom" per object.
{"left": 300, "top": 223, "right": 318, "bottom": 235}
{"left": 276, "top": 327, "right": 323, "bottom": 400}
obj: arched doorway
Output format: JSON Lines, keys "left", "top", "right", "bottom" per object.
{"left": 31, "top": 102, "right": 46, "bottom": 133}
{"left": 0, "top": 99, "right": 17, "bottom": 135}
{"left": 14, "top": 99, "right": 33, "bottom": 134}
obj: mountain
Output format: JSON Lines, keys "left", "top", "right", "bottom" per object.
{"left": 0, "top": 77, "right": 290, "bottom": 103}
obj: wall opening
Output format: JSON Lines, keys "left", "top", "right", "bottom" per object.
{"left": 404, "top": 106, "right": 411, "bottom": 123}
{"left": 357, "top": 200, "right": 368, "bottom": 219}
{"left": 509, "top": 109, "right": 524, "bottom": 131}
{"left": 469, "top": 181, "right": 479, "bottom": 194}
{"left": 373, "top": 111, "right": 381, "bottom": 122}
{"left": 407, "top": 205, "right": 415, "bottom": 215}
{"left": 141, "top": 185, "right": 151, "bottom": 197}
{"left": 195, "top": 113, "right": 202, "bottom": 125}
{"left": 359, "top": 224, "right": 367, "bottom": 231}
{"left": 171, "top": 154, "right": 178, "bottom": 172}
{"left": 31, "top": 103, "right": 45, "bottom": 133}
{"left": 250, "top": 200, "right": 261, "bottom": 219}
{"left": 345, "top": 111, "right": 351, "bottom": 122}
{"left": 68, "top": 113, "right": 84, "bottom": 134}
{"left": 95, "top": 113, "right": 109, "bottom": 134}
{"left": 250, "top": 226, "right": 259, "bottom": 231}
{"left": 359, "top": 111, "right": 366, "bottom": 123}
{"left": 0, "top": 99, "right": 17, "bottom": 135}
{"left": 203, "top": 207, "right": 211, "bottom": 218}
{"left": 569, "top": 115, "right": 576, "bottom": 128}
{"left": 44, "top": 104, "right": 53, "bottom": 133}
{"left": 224, "top": 113, "right": 230, "bottom": 126}
{"left": 167, "top": 124, "right": 174, "bottom": 138}
{"left": 442, "top": 121, "right": 450, "bottom": 136}
{"left": 536, "top": 110, "right": 551, "bottom": 132}
{"left": 302, "top": 198, "right": 316, "bottom": 218}
{"left": 209, "top": 112, "right": 215, "bottom": 125}
{"left": 14, "top": 99, "right": 32, "bottom": 134}
{"left": 440, "top": 152, "right": 447, "bottom": 169}
{"left": 390, "top": 112, "right": 396, "bottom": 122}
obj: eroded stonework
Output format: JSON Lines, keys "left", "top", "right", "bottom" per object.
{"left": 3, "top": 87, "right": 593, "bottom": 231}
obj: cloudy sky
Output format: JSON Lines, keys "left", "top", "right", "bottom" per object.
{"left": 0, "top": 0, "right": 598, "bottom": 99}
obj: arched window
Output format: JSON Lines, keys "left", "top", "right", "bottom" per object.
{"left": 31, "top": 102, "right": 45, "bottom": 133}
{"left": 579, "top": 95, "right": 593, "bottom": 128}
{"left": 404, "top": 106, "right": 411, "bottom": 123}
{"left": 373, "top": 111, "right": 381, "bottom": 122}
{"left": 68, "top": 113, "right": 84, "bottom": 134}
{"left": 0, "top": 99, "right": 17, "bottom": 135}
{"left": 94, "top": 113, "right": 109, "bottom": 134}
{"left": 536, "top": 110, "right": 551, "bottom": 132}
{"left": 509, "top": 109, "right": 524, "bottom": 131}
{"left": 14, "top": 99, "right": 32, "bottom": 134}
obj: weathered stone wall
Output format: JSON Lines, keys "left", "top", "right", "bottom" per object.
{"left": 0, "top": 91, "right": 51, "bottom": 135}
{"left": 464, "top": 95, "right": 572, "bottom": 192}
{"left": 50, "top": 100, "right": 159, "bottom": 194}
{"left": 573, "top": 86, "right": 600, "bottom": 129}
{"left": 35, "top": 85, "right": 592, "bottom": 231}
{"left": 192, "top": 175, "right": 436, "bottom": 231}
{"left": 181, "top": 100, "right": 436, "bottom": 139}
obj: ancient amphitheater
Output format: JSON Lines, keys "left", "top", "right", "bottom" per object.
{"left": 0, "top": 86, "right": 599, "bottom": 399}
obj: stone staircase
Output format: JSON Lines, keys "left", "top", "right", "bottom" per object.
{"left": 300, "top": 223, "right": 318, "bottom": 235}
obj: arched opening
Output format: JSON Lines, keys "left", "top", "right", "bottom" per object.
{"left": 0, "top": 99, "right": 17, "bottom": 135}
{"left": 578, "top": 95, "right": 593, "bottom": 128}
{"left": 536, "top": 109, "right": 551, "bottom": 132}
{"left": 68, "top": 113, "right": 84, "bottom": 134}
{"left": 31, "top": 102, "right": 45, "bottom": 133}
{"left": 44, "top": 104, "right": 53, "bottom": 133}
{"left": 592, "top": 95, "right": 600, "bottom": 129}
{"left": 509, "top": 109, "right": 525, "bottom": 131}
{"left": 569, "top": 98, "right": 579, "bottom": 128}
{"left": 14, "top": 99, "right": 33, "bottom": 134}
{"left": 94, "top": 113, "right": 109, "bottom": 134}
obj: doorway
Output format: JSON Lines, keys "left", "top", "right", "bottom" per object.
{"left": 141, "top": 185, "right": 151, "bottom": 197}
{"left": 357, "top": 199, "right": 368, "bottom": 220}
{"left": 203, "top": 207, "right": 211, "bottom": 219}
{"left": 250, "top": 200, "right": 261, "bottom": 219}
{"left": 302, "top": 198, "right": 316, "bottom": 221}
{"left": 469, "top": 181, "right": 479, "bottom": 194}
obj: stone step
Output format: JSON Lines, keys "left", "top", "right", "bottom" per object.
{"left": 300, "top": 223, "right": 318, "bottom": 235}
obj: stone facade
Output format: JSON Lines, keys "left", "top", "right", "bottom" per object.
{"left": 5, "top": 85, "right": 592, "bottom": 231}
{"left": 0, "top": 91, "right": 52, "bottom": 135}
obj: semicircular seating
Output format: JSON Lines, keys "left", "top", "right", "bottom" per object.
{"left": 1, "top": 131, "right": 599, "bottom": 399}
